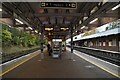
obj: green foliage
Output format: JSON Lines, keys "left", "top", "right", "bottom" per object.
{"left": 1, "top": 24, "right": 42, "bottom": 62}
{"left": 9, "top": 27, "right": 22, "bottom": 45}
{"left": 2, "top": 29, "right": 12, "bottom": 46}
{"left": 2, "top": 24, "right": 42, "bottom": 47}
{"left": 2, "top": 29, "right": 12, "bottom": 41}
{"left": 1, "top": 24, "right": 47, "bottom": 48}
{"left": 12, "top": 36, "right": 21, "bottom": 45}
{"left": 106, "top": 19, "right": 120, "bottom": 30}
{"left": 27, "top": 34, "right": 36, "bottom": 47}
{"left": 35, "top": 36, "right": 40, "bottom": 45}
{"left": 44, "top": 37, "right": 48, "bottom": 46}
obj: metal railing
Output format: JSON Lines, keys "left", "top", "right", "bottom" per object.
{"left": 67, "top": 45, "right": 120, "bottom": 66}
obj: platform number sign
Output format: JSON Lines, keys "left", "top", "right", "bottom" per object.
{"left": 40, "top": 2, "right": 77, "bottom": 9}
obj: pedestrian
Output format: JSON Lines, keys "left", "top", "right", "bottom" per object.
{"left": 47, "top": 43, "right": 51, "bottom": 56}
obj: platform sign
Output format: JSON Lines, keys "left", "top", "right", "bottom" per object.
{"left": 40, "top": 2, "right": 77, "bottom": 9}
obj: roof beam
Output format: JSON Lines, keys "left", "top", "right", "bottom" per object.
{"left": 2, "top": 14, "right": 12, "bottom": 18}
{"left": 34, "top": 13, "right": 82, "bottom": 17}
{"left": 2, "top": 3, "right": 30, "bottom": 25}
{"left": 53, "top": 31, "right": 69, "bottom": 35}
{"left": 43, "top": 23, "right": 69, "bottom": 28}
{"left": 14, "top": 24, "right": 28, "bottom": 27}
{"left": 96, "top": 13, "right": 118, "bottom": 18}
{"left": 75, "top": 2, "right": 119, "bottom": 31}
{"left": 70, "top": 3, "right": 99, "bottom": 30}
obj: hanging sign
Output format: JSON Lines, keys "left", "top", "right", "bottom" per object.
{"left": 40, "top": 2, "right": 77, "bottom": 9}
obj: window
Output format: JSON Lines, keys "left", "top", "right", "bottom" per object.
{"left": 96, "top": 41, "right": 102, "bottom": 46}
{"left": 112, "top": 39, "right": 116, "bottom": 46}
{"left": 109, "top": 39, "right": 116, "bottom": 46}
{"left": 75, "top": 37, "right": 77, "bottom": 39}
{"left": 109, "top": 41, "right": 112, "bottom": 46}
{"left": 103, "top": 42, "right": 106, "bottom": 46}
{"left": 119, "top": 41, "right": 120, "bottom": 47}
{"left": 89, "top": 41, "right": 93, "bottom": 46}
{"left": 119, "top": 41, "right": 120, "bottom": 51}
{"left": 99, "top": 42, "right": 102, "bottom": 46}
{"left": 96, "top": 41, "right": 99, "bottom": 46}
{"left": 91, "top": 42, "right": 94, "bottom": 46}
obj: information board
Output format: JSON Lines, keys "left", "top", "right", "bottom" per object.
{"left": 40, "top": 2, "right": 77, "bottom": 9}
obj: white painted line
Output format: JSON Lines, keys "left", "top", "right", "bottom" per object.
{"left": 0, "top": 50, "right": 40, "bottom": 66}
{"left": 67, "top": 47, "right": 119, "bottom": 68}
{"left": 74, "top": 52, "right": 120, "bottom": 78}
{"left": 66, "top": 47, "right": 120, "bottom": 78}
{"left": 74, "top": 50, "right": 119, "bottom": 68}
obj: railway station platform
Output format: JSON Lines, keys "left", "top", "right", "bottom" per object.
{"left": 1, "top": 1, "right": 120, "bottom": 80}
{"left": 1, "top": 48, "right": 119, "bottom": 79}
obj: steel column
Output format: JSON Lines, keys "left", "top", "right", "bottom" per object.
{"left": 70, "top": 24, "right": 74, "bottom": 60}
{"left": 40, "top": 25, "right": 44, "bottom": 59}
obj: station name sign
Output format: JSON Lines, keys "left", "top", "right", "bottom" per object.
{"left": 41, "top": 2, "right": 77, "bottom": 9}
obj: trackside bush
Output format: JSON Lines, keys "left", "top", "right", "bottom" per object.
{"left": 2, "top": 24, "right": 41, "bottom": 47}
{"left": 2, "top": 29, "right": 12, "bottom": 46}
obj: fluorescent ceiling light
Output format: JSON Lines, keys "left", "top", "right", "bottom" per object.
{"left": 91, "top": 6, "right": 98, "bottom": 14}
{"left": 79, "top": 20, "right": 81, "bottom": 24}
{"left": 8, "top": 25, "right": 12, "bottom": 28}
{"left": 60, "top": 28, "right": 69, "bottom": 31}
{"left": 45, "top": 28, "right": 53, "bottom": 31}
{"left": 83, "top": 17, "right": 88, "bottom": 20}
{"left": 81, "top": 26, "right": 85, "bottom": 29}
{"left": 28, "top": 27, "right": 33, "bottom": 30}
{"left": 112, "top": 4, "right": 120, "bottom": 11}
{"left": 35, "top": 30, "right": 38, "bottom": 33}
{"left": 89, "top": 18, "right": 98, "bottom": 24}
{"left": 0, "top": 8, "right": 2, "bottom": 11}
{"left": 15, "top": 19, "right": 23, "bottom": 24}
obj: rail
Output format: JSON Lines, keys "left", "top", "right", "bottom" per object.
{"left": 2, "top": 47, "right": 40, "bottom": 63}
{"left": 67, "top": 45, "right": 120, "bottom": 66}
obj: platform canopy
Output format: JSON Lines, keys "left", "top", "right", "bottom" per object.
{"left": 1, "top": 2, "right": 119, "bottom": 40}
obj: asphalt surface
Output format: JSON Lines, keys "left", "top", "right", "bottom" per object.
{"left": 2, "top": 50, "right": 117, "bottom": 78}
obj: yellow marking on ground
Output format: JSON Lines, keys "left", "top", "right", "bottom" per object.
{"left": 74, "top": 53, "right": 120, "bottom": 78}
{"left": 0, "top": 52, "right": 40, "bottom": 76}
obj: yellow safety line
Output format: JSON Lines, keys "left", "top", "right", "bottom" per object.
{"left": 74, "top": 53, "right": 120, "bottom": 78}
{"left": 0, "top": 52, "right": 40, "bottom": 76}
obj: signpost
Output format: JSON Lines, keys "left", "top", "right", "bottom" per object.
{"left": 40, "top": 2, "right": 77, "bottom": 9}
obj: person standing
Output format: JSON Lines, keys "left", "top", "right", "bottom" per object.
{"left": 47, "top": 43, "right": 51, "bottom": 56}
